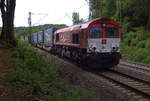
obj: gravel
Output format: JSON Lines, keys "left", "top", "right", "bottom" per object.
{"left": 115, "top": 64, "right": 150, "bottom": 83}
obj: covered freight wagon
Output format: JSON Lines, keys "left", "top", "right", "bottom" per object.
{"left": 37, "top": 31, "right": 44, "bottom": 44}
{"left": 32, "top": 33, "right": 38, "bottom": 45}
{"left": 43, "top": 28, "right": 56, "bottom": 47}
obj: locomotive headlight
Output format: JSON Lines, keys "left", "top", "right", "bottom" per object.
{"left": 89, "top": 47, "right": 93, "bottom": 51}
{"left": 112, "top": 47, "right": 115, "bottom": 50}
{"left": 112, "top": 46, "right": 119, "bottom": 51}
{"left": 89, "top": 44, "right": 97, "bottom": 52}
{"left": 112, "top": 43, "right": 119, "bottom": 52}
{"left": 93, "top": 47, "right": 96, "bottom": 51}
{"left": 89, "top": 47, "right": 96, "bottom": 52}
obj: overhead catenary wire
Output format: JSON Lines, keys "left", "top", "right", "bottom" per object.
{"left": 48, "top": 1, "right": 89, "bottom": 25}
{"left": 33, "top": 14, "right": 49, "bottom": 26}
{"left": 29, "top": 0, "right": 89, "bottom": 26}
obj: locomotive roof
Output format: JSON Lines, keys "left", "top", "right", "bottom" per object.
{"left": 55, "top": 17, "right": 120, "bottom": 33}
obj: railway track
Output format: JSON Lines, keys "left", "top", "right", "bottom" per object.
{"left": 96, "top": 69, "right": 150, "bottom": 101}
{"left": 119, "top": 60, "right": 150, "bottom": 73}
{"left": 36, "top": 46, "right": 150, "bottom": 100}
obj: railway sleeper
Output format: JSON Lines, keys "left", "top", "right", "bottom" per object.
{"left": 138, "top": 98, "right": 149, "bottom": 101}
{"left": 134, "top": 95, "right": 145, "bottom": 99}
{"left": 127, "top": 92, "right": 138, "bottom": 96}
{"left": 135, "top": 85, "right": 150, "bottom": 88}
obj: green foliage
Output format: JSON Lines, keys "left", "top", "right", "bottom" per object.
{"left": 122, "top": 31, "right": 136, "bottom": 46}
{"left": 113, "top": 0, "right": 120, "bottom": 21}
{"left": 72, "top": 12, "right": 80, "bottom": 25}
{"left": 121, "top": 17, "right": 132, "bottom": 33}
{"left": 145, "top": 38, "right": 150, "bottom": 49}
{"left": 8, "top": 41, "right": 97, "bottom": 101}
{"left": 89, "top": 0, "right": 150, "bottom": 29}
{"left": 131, "top": 39, "right": 138, "bottom": 47}
{"left": 122, "top": 27, "right": 150, "bottom": 47}
{"left": 135, "top": 27, "right": 149, "bottom": 41}
{"left": 137, "top": 41, "right": 146, "bottom": 48}
{"left": 102, "top": 0, "right": 116, "bottom": 17}
{"left": 121, "top": 27, "right": 150, "bottom": 64}
{"left": 121, "top": 45, "right": 150, "bottom": 64}
{"left": 72, "top": 12, "right": 84, "bottom": 25}
{"left": 89, "top": 0, "right": 102, "bottom": 19}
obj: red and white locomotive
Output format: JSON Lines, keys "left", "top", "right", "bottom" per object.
{"left": 53, "top": 17, "right": 121, "bottom": 68}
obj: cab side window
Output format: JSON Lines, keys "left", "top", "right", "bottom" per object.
{"left": 56, "top": 33, "right": 59, "bottom": 42}
{"left": 72, "top": 34, "right": 79, "bottom": 44}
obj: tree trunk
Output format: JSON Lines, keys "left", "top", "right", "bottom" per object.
{"left": 100, "top": 0, "right": 103, "bottom": 17}
{"left": 0, "top": 0, "right": 17, "bottom": 47}
{"left": 120, "top": 0, "right": 123, "bottom": 40}
{"left": 147, "top": 13, "right": 150, "bottom": 29}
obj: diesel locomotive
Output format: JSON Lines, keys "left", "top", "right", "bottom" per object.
{"left": 21, "top": 17, "right": 121, "bottom": 69}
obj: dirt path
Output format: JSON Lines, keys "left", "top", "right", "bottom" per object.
{"left": 0, "top": 44, "right": 37, "bottom": 101}
{"left": 0, "top": 46, "right": 11, "bottom": 93}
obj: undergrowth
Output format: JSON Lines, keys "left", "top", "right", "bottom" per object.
{"left": 121, "top": 27, "right": 150, "bottom": 64}
{"left": 8, "top": 41, "right": 97, "bottom": 101}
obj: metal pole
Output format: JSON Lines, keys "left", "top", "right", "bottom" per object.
{"left": 28, "top": 12, "right": 32, "bottom": 43}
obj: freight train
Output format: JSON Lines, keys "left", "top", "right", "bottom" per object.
{"left": 21, "top": 17, "right": 121, "bottom": 69}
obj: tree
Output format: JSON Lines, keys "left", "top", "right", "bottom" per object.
{"left": 72, "top": 12, "right": 80, "bottom": 25}
{"left": 72, "top": 12, "right": 84, "bottom": 25}
{"left": 119, "top": 0, "right": 123, "bottom": 39}
{"left": 0, "top": 0, "right": 17, "bottom": 46}
{"left": 88, "top": 0, "right": 150, "bottom": 30}
{"left": 89, "top": 0, "right": 103, "bottom": 19}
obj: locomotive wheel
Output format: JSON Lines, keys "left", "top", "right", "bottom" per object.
{"left": 114, "top": 58, "right": 120, "bottom": 66}
{"left": 61, "top": 49, "right": 65, "bottom": 57}
{"left": 72, "top": 51, "right": 78, "bottom": 61}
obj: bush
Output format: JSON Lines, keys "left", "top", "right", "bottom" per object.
{"left": 121, "top": 45, "right": 150, "bottom": 64}
{"left": 121, "top": 26, "right": 150, "bottom": 65}
{"left": 8, "top": 40, "right": 97, "bottom": 101}
{"left": 121, "top": 17, "right": 132, "bottom": 33}
{"left": 145, "top": 38, "right": 150, "bottom": 49}
{"left": 122, "top": 31, "right": 137, "bottom": 46}
{"left": 134, "top": 27, "right": 150, "bottom": 41}
{"left": 137, "top": 40, "right": 146, "bottom": 48}
{"left": 122, "top": 38, "right": 131, "bottom": 46}
{"left": 131, "top": 39, "right": 138, "bottom": 47}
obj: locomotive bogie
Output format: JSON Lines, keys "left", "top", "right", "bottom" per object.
{"left": 86, "top": 52, "right": 120, "bottom": 68}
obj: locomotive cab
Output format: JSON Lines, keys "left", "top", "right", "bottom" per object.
{"left": 88, "top": 24, "right": 120, "bottom": 53}
{"left": 86, "top": 17, "right": 121, "bottom": 68}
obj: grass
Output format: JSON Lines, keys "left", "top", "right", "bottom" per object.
{"left": 7, "top": 40, "right": 97, "bottom": 101}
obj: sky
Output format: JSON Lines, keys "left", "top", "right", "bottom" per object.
{"left": 12, "top": 0, "right": 89, "bottom": 27}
